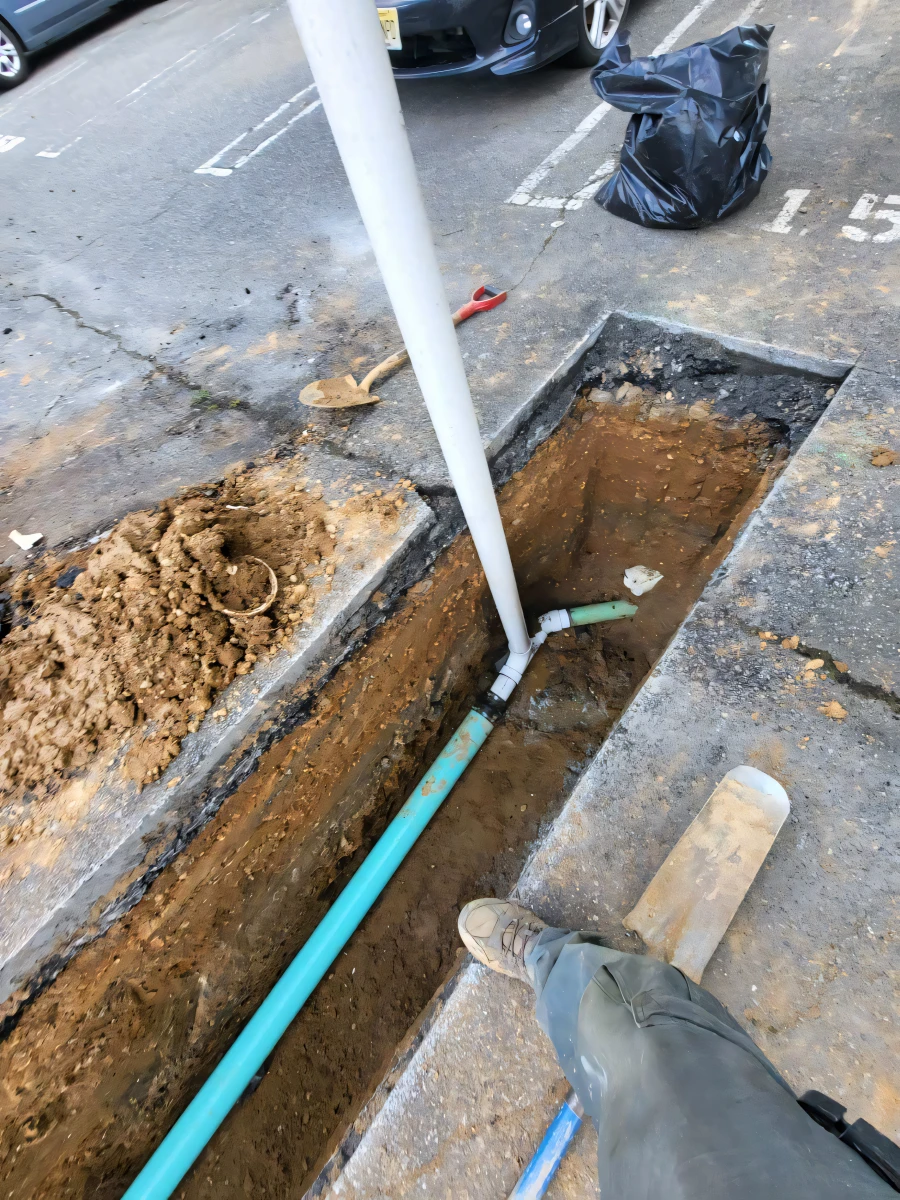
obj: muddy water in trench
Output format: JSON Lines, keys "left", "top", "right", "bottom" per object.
{"left": 0, "top": 394, "right": 783, "bottom": 1200}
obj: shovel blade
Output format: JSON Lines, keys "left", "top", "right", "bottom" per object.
{"left": 298, "top": 375, "right": 381, "bottom": 409}
{"left": 624, "top": 766, "right": 789, "bottom": 982}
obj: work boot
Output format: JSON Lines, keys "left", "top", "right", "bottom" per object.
{"left": 458, "top": 898, "right": 546, "bottom": 984}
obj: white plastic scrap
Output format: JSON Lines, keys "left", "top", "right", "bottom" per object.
{"left": 624, "top": 565, "right": 663, "bottom": 596}
{"left": 8, "top": 530, "right": 43, "bottom": 551}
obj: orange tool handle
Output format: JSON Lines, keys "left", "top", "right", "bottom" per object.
{"left": 452, "top": 284, "right": 508, "bottom": 325}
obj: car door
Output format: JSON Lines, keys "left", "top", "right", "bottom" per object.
{"left": 8, "top": 0, "right": 111, "bottom": 51}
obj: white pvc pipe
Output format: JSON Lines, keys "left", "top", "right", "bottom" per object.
{"left": 288, "top": 0, "right": 530, "bottom": 656}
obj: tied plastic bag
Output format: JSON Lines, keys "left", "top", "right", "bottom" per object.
{"left": 591, "top": 25, "right": 774, "bottom": 229}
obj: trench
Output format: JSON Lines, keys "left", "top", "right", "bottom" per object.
{"left": 0, "top": 320, "right": 836, "bottom": 1200}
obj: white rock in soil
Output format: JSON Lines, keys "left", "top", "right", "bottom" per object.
{"left": 624, "top": 565, "right": 663, "bottom": 596}
{"left": 8, "top": 530, "right": 43, "bottom": 551}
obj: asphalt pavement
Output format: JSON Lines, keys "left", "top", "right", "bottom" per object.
{"left": 2, "top": 0, "right": 897, "bottom": 549}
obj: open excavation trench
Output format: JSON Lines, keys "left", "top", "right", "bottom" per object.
{"left": 0, "top": 322, "right": 835, "bottom": 1200}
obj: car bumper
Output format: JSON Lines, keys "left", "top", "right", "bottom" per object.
{"left": 387, "top": 0, "right": 580, "bottom": 79}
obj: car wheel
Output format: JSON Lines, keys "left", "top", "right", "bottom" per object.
{"left": 565, "top": 0, "right": 630, "bottom": 66}
{"left": 0, "top": 20, "right": 29, "bottom": 91}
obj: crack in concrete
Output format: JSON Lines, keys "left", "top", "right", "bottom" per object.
{"left": 143, "top": 178, "right": 195, "bottom": 228}
{"left": 61, "top": 231, "right": 107, "bottom": 265}
{"left": 510, "top": 204, "right": 567, "bottom": 293}
{"left": 741, "top": 621, "right": 900, "bottom": 714}
{"left": 25, "top": 290, "right": 205, "bottom": 396}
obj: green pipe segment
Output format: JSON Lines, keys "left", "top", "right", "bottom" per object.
{"left": 569, "top": 601, "right": 638, "bottom": 626}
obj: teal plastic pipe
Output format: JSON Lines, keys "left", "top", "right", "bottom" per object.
{"left": 570, "top": 600, "right": 637, "bottom": 626}
{"left": 122, "top": 708, "right": 493, "bottom": 1200}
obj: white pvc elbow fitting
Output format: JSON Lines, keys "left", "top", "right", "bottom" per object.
{"left": 539, "top": 609, "right": 571, "bottom": 634}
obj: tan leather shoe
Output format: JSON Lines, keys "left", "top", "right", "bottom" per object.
{"left": 457, "top": 898, "right": 546, "bottom": 984}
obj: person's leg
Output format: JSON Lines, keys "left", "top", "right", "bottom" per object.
{"left": 459, "top": 899, "right": 895, "bottom": 1200}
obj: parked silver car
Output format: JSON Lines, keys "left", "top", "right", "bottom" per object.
{"left": 0, "top": 0, "right": 119, "bottom": 88}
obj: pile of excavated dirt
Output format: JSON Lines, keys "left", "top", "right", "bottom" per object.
{"left": 0, "top": 462, "right": 409, "bottom": 806}
{"left": 0, "top": 387, "right": 800, "bottom": 1200}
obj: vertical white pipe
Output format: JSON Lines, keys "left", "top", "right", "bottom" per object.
{"left": 288, "top": 0, "right": 531, "bottom": 656}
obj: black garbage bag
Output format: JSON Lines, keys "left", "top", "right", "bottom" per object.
{"left": 591, "top": 25, "right": 774, "bottom": 229}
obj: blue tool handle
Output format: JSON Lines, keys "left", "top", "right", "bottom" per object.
{"left": 508, "top": 1089, "right": 584, "bottom": 1200}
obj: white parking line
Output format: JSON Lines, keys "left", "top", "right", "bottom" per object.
{"left": 119, "top": 47, "right": 200, "bottom": 101}
{"left": 0, "top": 1, "right": 209, "bottom": 119}
{"left": 761, "top": 189, "right": 811, "bottom": 233}
{"left": 0, "top": 17, "right": 143, "bottom": 119}
{"left": 232, "top": 99, "right": 321, "bottom": 168}
{"left": 0, "top": 58, "right": 85, "bottom": 120}
{"left": 832, "top": 0, "right": 877, "bottom": 57}
{"left": 2, "top": 15, "right": 268, "bottom": 163}
{"left": 521, "top": 159, "right": 618, "bottom": 211}
{"left": 652, "top": 0, "right": 724, "bottom": 54}
{"left": 118, "top": 21, "right": 238, "bottom": 104}
{"left": 508, "top": 104, "right": 611, "bottom": 207}
{"left": 506, "top": 0, "right": 727, "bottom": 209}
{"left": 23, "top": 56, "right": 86, "bottom": 94}
{"left": 0, "top": 135, "right": 25, "bottom": 152}
{"left": 195, "top": 84, "right": 320, "bottom": 176}
{"left": 36, "top": 135, "right": 82, "bottom": 158}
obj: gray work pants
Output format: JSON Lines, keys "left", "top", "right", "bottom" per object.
{"left": 524, "top": 929, "right": 894, "bottom": 1199}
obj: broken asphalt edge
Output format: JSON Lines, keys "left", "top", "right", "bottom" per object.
{"left": 615, "top": 311, "right": 856, "bottom": 383}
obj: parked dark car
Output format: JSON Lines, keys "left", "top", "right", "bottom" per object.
{"left": 0, "top": 0, "right": 631, "bottom": 92}
{"left": 383, "top": 0, "right": 630, "bottom": 77}
{"left": 0, "top": 0, "right": 119, "bottom": 88}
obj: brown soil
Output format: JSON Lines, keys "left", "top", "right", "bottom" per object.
{"left": 0, "top": 462, "right": 409, "bottom": 806}
{"left": 0, "top": 389, "right": 784, "bottom": 1200}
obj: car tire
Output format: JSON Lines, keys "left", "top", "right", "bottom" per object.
{"left": 0, "top": 20, "right": 29, "bottom": 91}
{"left": 564, "top": 0, "right": 631, "bottom": 67}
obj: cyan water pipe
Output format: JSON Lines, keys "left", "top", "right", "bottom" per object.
{"left": 508, "top": 1089, "right": 584, "bottom": 1200}
{"left": 121, "top": 604, "right": 635, "bottom": 1200}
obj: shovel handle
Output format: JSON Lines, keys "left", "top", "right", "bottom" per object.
{"left": 453, "top": 284, "right": 507, "bottom": 324}
{"left": 359, "top": 348, "right": 409, "bottom": 393}
{"left": 358, "top": 285, "right": 507, "bottom": 393}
